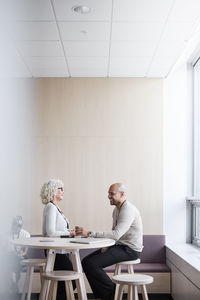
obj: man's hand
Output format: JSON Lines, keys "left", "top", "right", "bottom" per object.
{"left": 75, "top": 226, "right": 89, "bottom": 237}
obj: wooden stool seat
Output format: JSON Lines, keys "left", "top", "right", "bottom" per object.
{"left": 21, "top": 258, "right": 46, "bottom": 300}
{"left": 113, "top": 274, "right": 153, "bottom": 285}
{"left": 117, "top": 259, "right": 141, "bottom": 266}
{"left": 42, "top": 270, "right": 81, "bottom": 281}
{"left": 42, "top": 270, "right": 81, "bottom": 300}
{"left": 21, "top": 258, "right": 46, "bottom": 267}
{"left": 112, "top": 274, "right": 153, "bottom": 300}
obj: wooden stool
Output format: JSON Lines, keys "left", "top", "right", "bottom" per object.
{"left": 113, "top": 274, "right": 153, "bottom": 300}
{"left": 114, "top": 259, "right": 140, "bottom": 299}
{"left": 114, "top": 259, "right": 141, "bottom": 275}
{"left": 21, "top": 258, "right": 46, "bottom": 300}
{"left": 42, "top": 270, "right": 81, "bottom": 300}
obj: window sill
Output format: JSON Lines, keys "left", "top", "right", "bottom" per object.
{"left": 166, "top": 242, "right": 200, "bottom": 272}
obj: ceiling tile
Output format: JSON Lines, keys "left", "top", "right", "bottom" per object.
{"left": 150, "top": 56, "right": 176, "bottom": 67}
{"left": 113, "top": 0, "right": 174, "bottom": 22}
{"left": 52, "top": 0, "right": 112, "bottom": 21}
{"left": 112, "top": 22, "right": 163, "bottom": 41}
{"left": 109, "top": 57, "right": 151, "bottom": 76}
{"left": 24, "top": 57, "right": 67, "bottom": 69}
{"left": 16, "top": 41, "right": 64, "bottom": 57}
{"left": 58, "top": 21, "right": 110, "bottom": 41}
{"left": 63, "top": 41, "right": 109, "bottom": 57}
{"left": 68, "top": 57, "right": 108, "bottom": 77}
{"left": 161, "top": 22, "right": 197, "bottom": 41}
{"left": 31, "top": 68, "right": 69, "bottom": 77}
{"left": 110, "top": 41, "right": 157, "bottom": 57}
{"left": 147, "top": 56, "right": 176, "bottom": 77}
{"left": 155, "top": 41, "right": 187, "bottom": 57}
{"left": 146, "top": 68, "right": 169, "bottom": 78}
{"left": 11, "top": 22, "right": 60, "bottom": 41}
{"left": 168, "top": 0, "right": 200, "bottom": 22}
{"left": 9, "top": 0, "right": 54, "bottom": 21}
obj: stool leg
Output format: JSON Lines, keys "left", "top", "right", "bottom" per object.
{"left": 21, "top": 266, "right": 30, "bottom": 300}
{"left": 40, "top": 279, "right": 50, "bottom": 300}
{"left": 141, "top": 284, "right": 148, "bottom": 300}
{"left": 117, "top": 284, "right": 124, "bottom": 300}
{"left": 128, "top": 264, "right": 134, "bottom": 274}
{"left": 133, "top": 285, "right": 139, "bottom": 300}
{"left": 114, "top": 285, "right": 118, "bottom": 300}
{"left": 114, "top": 264, "right": 121, "bottom": 275}
{"left": 65, "top": 281, "right": 75, "bottom": 300}
{"left": 128, "top": 285, "right": 133, "bottom": 300}
{"left": 114, "top": 283, "right": 120, "bottom": 300}
{"left": 114, "top": 264, "right": 122, "bottom": 300}
{"left": 46, "top": 281, "right": 53, "bottom": 300}
{"left": 26, "top": 266, "right": 34, "bottom": 300}
{"left": 51, "top": 281, "right": 57, "bottom": 300}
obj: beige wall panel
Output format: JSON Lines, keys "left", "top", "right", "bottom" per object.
{"left": 32, "top": 78, "right": 163, "bottom": 235}
{"left": 34, "top": 78, "right": 162, "bottom": 138}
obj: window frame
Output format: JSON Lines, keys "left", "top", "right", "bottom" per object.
{"left": 188, "top": 58, "right": 200, "bottom": 247}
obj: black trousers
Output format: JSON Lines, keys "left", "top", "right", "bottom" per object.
{"left": 82, "top": 244, "right": 141, "bottom": 299}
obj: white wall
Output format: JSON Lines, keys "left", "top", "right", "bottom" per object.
{"left": 163, "top": 63, "right": 193, "bottom": 243}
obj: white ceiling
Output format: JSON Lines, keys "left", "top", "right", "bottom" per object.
{"left": 2, "top": 0, "right": 200, "bottom": 78}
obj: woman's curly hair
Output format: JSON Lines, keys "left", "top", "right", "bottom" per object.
{"left": 40, "top": 179, "right": 64, "bottom": 204}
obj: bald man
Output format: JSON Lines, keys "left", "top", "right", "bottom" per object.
{"left": 75, "top": 183, "right": 143, "bottom": 300}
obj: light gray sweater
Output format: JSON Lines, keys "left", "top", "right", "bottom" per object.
{"left": 43, "top": 202, "right": 70, "bottom": 237}
{"left": 91, "top": 200, "right": 143, "bottom": 252}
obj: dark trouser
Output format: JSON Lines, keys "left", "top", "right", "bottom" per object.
{"left": 44, "top": 252, "right": 74, "bottom": 300}
{"left": 82, "top": 244, "right": 141, "bottom": 299}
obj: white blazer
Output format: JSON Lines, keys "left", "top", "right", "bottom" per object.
{"left": 43, "top": 202, "right": 70, "bottom": 237}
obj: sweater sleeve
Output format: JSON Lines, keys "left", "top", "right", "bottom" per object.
{"left": 45, "top": 204, "right": 70, "bottom": 237}
{"left": 92, "top": 204, "right": 135, "bottom": 240}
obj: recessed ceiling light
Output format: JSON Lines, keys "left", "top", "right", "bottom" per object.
{"left": 72, "top": 5, "right": 92, "bottom": 14}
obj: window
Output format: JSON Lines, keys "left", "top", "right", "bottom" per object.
{"left": 193, "top": 58, "right": 200, "bottom": 196}
{"left": 188, "top": 58, "right": 200, "bottom": 247}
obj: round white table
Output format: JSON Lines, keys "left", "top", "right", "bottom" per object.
{"left": 14, "top": 237, "right": 115, "bottom": 300}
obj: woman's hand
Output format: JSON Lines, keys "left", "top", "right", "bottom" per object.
{"left": 75, "top": 226, "right": 89, "bottom": 237}
{"left": 69, "top": 230, "right": 75, "bottom": 237}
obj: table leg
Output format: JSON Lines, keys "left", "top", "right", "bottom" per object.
{"left": 71, "top": 250, "right": 87, "bottom": 300}
{"left": 39, "top": 250, "right": 56, "bottom": 300}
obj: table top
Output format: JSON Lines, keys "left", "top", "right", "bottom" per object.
{"left": 13, "top": 237, "right": 115, "bottom": 250}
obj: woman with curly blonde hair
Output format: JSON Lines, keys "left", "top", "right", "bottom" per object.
{"left": 41, "top": 179, "right": 75, "bottom": 299}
